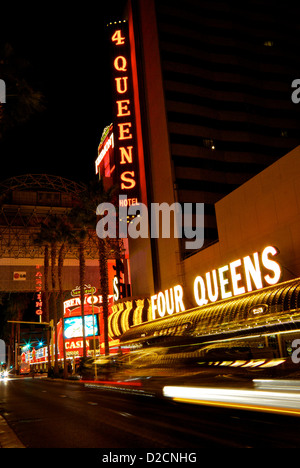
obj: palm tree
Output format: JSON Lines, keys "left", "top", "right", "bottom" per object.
{"left": 34, "top": 215, "right": 65, "bottom": 375}
{"left": 67, "top": 211, "right": 89, "bottom": 359}
{"left": 35, "top": 214, "right": 83, "bottom": 375}
{"left": 48, "top": 222, "right": 59, "bottom": 375}
{"left": 70, "top": 179, "right": 119, "bottom": 356}
{"left": 98, "top": 237, "right": 109, "bottom": 355}
{"left": 56, "top": 218, "right": 74, "bottom": 378}
{"left": 78, "top": 232, "right": 87, "bottom": 358}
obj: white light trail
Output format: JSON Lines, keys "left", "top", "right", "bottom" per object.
{"left": 163, "top": 382, "right": 300, "bottom": 416}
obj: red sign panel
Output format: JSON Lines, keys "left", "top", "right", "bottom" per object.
{"left": 108, "top": 21, "right": 140, "bottom": 205}
{"left": 95, "top": 123, "right": 114, "bottom": 177}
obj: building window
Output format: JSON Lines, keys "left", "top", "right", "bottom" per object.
{"left": 203, "top": 138, "right": 216, "bottom": 150}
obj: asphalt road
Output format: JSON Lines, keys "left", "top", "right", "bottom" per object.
{"left": 1, "top": 376, "right": 300, "bottom": 449}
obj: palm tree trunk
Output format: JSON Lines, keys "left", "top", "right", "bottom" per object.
{"left": 58, "top": 242, "right": 68, "bottom": 378}
{"left": 79, "top": 239, "right": 87, "bottom": 358}
{"left": 98, "top": 238, "right": 109, "bottom": 356}
{"left": 50, "top": 242, "right": 59, "bottom": 375}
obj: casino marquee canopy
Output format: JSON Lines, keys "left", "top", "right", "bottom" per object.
{"left": 115, "top": 278, "right": 300, "bottom": 344}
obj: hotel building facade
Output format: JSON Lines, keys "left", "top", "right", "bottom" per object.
{"left": 15, "top": 0, "right": 300, "bottom": 370}
{"left": 94, "top": 0, "right": 300, "bottom": 366}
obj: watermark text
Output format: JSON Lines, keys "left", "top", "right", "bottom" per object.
{"left": 291, "top": 79, "right": 300, "bottom": 104}
{"left": 0, "top": 79, "right": 6, "bottom": 104}
{"left": 96, "top": 196, "right": 204, "bottom": 250}
{"left": 0, "top": 339, "right": 6, "bottom": 364}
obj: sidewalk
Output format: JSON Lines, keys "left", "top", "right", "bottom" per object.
{"left": 0, "top": 415, "right": 25, "bottom": 448}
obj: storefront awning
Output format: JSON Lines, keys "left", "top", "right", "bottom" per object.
{"left": 119, "top": 278, "right": 300, "bottom": 344}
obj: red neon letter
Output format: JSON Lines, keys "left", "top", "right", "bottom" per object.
{"left": 121, "top": 171, "right": 136, "bottom": 189}
{"left": 115, "top": 77, "right": 129, "bottom": 94}
{"left": 118, "top": 122, "right": 132, "bottom": 140}
{"left": 111, "top": 29, "right": 125, "bottom": 45}
{"left": 116, "top": 99, "right": 131, "bottom": 117}
{"left": 114, "top": 56, "right": 127, "bottom": 72}
{"left": 119, "top": 146, "right": 133, "bottom": 164}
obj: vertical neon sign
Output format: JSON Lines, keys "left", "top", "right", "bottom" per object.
{"left": 109, "top": 21, "right": 140, "bottom": 206}
{"left": 35, "top": 265, "right": 43, "bottom": 317}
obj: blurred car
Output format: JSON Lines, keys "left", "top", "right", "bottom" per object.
{"left": 20, "top": 363, "right": 30, "bottom": 375}
{"left": 78, "top": 355, "right": 120, "bottom": 380}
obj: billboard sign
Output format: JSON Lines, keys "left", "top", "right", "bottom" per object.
{"left": 64, "top": 315, "right": 99, "bottom": 339}
{"left": 13, "top": 271, "right": 26, "bottom": 281}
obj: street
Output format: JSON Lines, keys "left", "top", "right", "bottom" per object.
{"left": 1, "top": 375, "right": 300, "bottom": 449}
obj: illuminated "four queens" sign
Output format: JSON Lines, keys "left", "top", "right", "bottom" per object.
{"left": 151, "top": 246, "right": 282, "bottom": 319}
{"left": 109, "top": 21, "right": 140, "bottom": 205}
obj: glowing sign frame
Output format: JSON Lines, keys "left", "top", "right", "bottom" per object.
{"left": 108, "top": 21, "right": 140, "bottom": 205}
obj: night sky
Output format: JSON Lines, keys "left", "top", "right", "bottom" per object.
{"left": 0, "top": 1, "right": 127, "bottom": 184}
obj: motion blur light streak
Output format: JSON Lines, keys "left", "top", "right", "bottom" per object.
{"left": 253, "top": 379, "right": 300, "bottom": 392}
{"left": 163, "top": 385, "right": 300, "bottom": 416}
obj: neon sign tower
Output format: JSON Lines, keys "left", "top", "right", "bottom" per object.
{"left": 96, "top": 21, "right": 141, "bottom": 207}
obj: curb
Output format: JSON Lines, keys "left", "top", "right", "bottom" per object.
{"left": 0, "top": 415, "right": 25, "bottom": 448}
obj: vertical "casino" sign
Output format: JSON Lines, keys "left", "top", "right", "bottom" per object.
{"left": 108, "top": 20, "right": 140, "bottom": 206}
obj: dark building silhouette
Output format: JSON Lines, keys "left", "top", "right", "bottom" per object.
{"left": 128, "top": 0, "right": 300, "bottom": 248}
{"left": 102, "top": 0, "right": 300, "bottom": 295}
